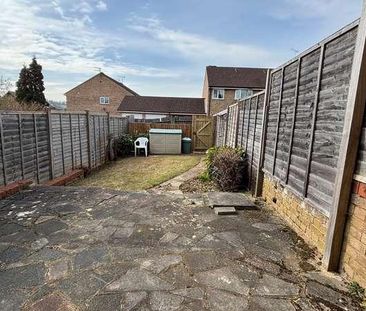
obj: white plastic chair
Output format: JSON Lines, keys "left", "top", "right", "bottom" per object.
{"left": 134, "top": 137, "right": 149, "bottom": 157}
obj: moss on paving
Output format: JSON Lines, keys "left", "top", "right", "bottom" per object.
{"left": 74, "top": 155, "right": 202, "bottom": 191}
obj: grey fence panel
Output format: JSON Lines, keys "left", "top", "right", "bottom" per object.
{"left": 3, "top": 114, "right": 23, "bottom": 184}
{"left": 274, "top": 61, "right": 298, "bottom": 182}
{"left": 288, "top": 49, "right": 320, "bottom": 195}
{"left": 307, "top": 26, "right": 358, "bottom": 211}
{"left": 0, "top": 111, "right": 128, "bottom": 186}
{"left": 214, "top": 91, "right": 265, "bottom": 193}
{"left": 215, "top": 113, "right": 227, "bottom": 147}
{"left": 51, "top": 113, "right": 64, "bottom": 178}
{"left": 213, "top": 21, "right": 360, "bottom": 213}
{"left": 263, "top": 70, "right": 282, "bottom": 173}
{"left": 34, "top": 114, "right": 50, "bottom": 183}
{"left": 263, "top": 23, "right": 358, "bottom": 214}
{"left": 241, "top": 98, "right": 250, "bottom": 150}
{"left": 226, "top": 105, "right": 238, "bottom": 148}
{"left": 236, "top": 102, "right": 245, "bottom": 147}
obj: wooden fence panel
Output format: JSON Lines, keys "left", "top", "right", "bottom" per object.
{"left": 3, "top": 114, "right": 23, "bottom": 184}
{"left": 241, "top": 98, "right": 250, "bottom": 150}
{"left": 307, "top": 27, "right": 358, "bottom": 212}
{"left": 263, "top": 22, "right": 358, "bottom": 215}
{"left": 215, "top": 113, "right": 226, "bottom": 146}
{"left": 214, "top": 91, "right": 266, "bottom": 192}
{"left": 274, "top": 61, "right": 298, "bottom": 182}
{"left": 213, "top": 21, "right": 359, "bottom": 215}
{"left": 129, "top": 122, "right": 192, "bottom": 138}
{"left": 0, "top": 111, "right": 128, "bottom": 186}
{"left": 288, "top": 48, "right": 320, "bottom": 195}
{"left": 34, "top": 114, "right": 50, "bottom": 183}
{"left": 226, "top": 105, "right": 238, "bottom": 148}
{"left": 263, "top": 70, "right": 282, "bottom": 173}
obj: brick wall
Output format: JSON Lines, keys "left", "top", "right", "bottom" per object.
{"left": 66, "top": 73, "right": 136, "bottom": 113}
{"left": 209, "top": 89, "right": 236, "bottom": 116}
{"left": 208, "top": 88, "right": 264, "bottom": 116}
{"left": 262, "top": 175, "right": 328, "bottom": 252}
{"left": 339, "top": 180, "right": 366, "bottom": 288}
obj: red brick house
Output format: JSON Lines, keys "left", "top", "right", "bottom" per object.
{"left": 65, "top": 72, "right": 138, "bottom": 113}
{"left": 202, "top": 66, "right": 269, "bottom": 115}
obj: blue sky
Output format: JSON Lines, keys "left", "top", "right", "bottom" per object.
{"left": 0, "top": 0, "right": 363, "bottom": 101}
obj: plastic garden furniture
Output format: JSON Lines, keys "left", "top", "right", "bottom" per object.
{"left": 134, "top": 137, "right": 149, "bottom": 157}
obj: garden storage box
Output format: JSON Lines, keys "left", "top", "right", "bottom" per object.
{"left": 149, "top": 129, "right": 182, "bottom": 154}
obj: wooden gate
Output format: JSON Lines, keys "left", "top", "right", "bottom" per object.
{"left": 192, "top": 115, "right": 214, "bottom": 150}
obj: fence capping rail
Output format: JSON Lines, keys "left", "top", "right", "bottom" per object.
{"left": 323, "top": 1, "right": 366, "bottom": 271}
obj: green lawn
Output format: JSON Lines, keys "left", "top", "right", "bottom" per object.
{"left": 74, "top": 155, "right": 202, "bottom": 191}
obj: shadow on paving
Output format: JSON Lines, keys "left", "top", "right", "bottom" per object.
{"left": 0, "top": 186, "right": 362, "bottom": 311}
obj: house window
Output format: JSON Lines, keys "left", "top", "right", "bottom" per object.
{"left": 235, "top": 89, "right": 253, "bottom": 100}
{"left": 212, "top": 89, "right": 225, "bottom": 99}
{"left": 99, "top": 96, "right": 110, "bottom": 105}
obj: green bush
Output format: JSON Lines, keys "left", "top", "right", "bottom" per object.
{"left": 113, "top": 133, "right": 149, "bottom": 157}
{"left": 204, "top": 146, "right": 247, "bottom": 191}
{"left": 198, "top": 170, "right": 210, "bottom": 182}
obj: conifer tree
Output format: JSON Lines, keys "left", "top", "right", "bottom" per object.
{"left": 16, "top": 57, "right": 47, "bottom": 106}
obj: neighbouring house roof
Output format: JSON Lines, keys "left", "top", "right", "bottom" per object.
{"left": 118, "top": 96, "right": 206, "bottom": 115}
{"left": 206, "top": 66, "right": 268, "bottom": 89}
{"left": 64, "top": 72, "right": 139, "bottom": 96}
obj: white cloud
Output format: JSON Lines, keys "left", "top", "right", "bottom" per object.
{"left": 96, "top": 1, "right": 107, "bottom": 11}
{"left": 72, "top": 1, "right": 94, "bottom": 14}
{"left": 128, "top": 16, "right": 278, "bottom": 67}
{"left": 0, "top": 0, "right": 176, "bottom": 100}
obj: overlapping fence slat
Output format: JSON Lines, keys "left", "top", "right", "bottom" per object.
{"left": 215, "top": 91, "right": 265, "bottom": 193}
{"left": 214, "top": 20, "right": 359, "bottom": 214}
{"left": 0, "top": 111, "right": 128, "bottom": 186}
{"left": 129, "top": 122, "right": 192, "bottom": 138}
{"left": 264, "top": 23, "right": 358, "bottom": 215}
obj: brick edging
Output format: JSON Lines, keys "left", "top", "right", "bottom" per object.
{"left": 352, "top": 180, "right": 366, "bottom": 197}
{"left": 45, "top": 169, "right": 84, "bottom": 186}
{"left": 0, "top": 180, "right": 33, "bottom": 199}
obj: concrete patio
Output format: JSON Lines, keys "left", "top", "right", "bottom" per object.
{"left": 0, "top": 186, "right": 361, "bottom": 310}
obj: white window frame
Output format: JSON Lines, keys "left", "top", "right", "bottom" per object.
{"left": 235, "top": 88, "right": 253, "bottom": 100}
{"left": 99, "top": 96, "right": 110, "bottom": 105}
{"left": 212, "top": 89, "right": 225, "bottom": 100}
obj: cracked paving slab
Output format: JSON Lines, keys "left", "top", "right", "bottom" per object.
{"left": 0, "top": 186, "right": 361, "bottom": 311}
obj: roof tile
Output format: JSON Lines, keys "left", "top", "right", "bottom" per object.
{"left": 206, "top": 66, "right": 268, "bottom": 88}
{"left": 118, "top": 96, "right": 205, "bottom": 115}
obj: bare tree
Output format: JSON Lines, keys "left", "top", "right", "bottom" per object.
{"left": 0, "top": 76, "right": 12, "bottom": 97}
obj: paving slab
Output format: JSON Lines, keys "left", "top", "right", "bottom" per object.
{"left": 195, "top": 267, "right": 250, "bottom": 295}
{"left": 24, "top": 292, "right": 78, "bottom": 311}
{"left": 253, "top": 274, "right": 300, "bottom": 297}
{"left": 0, "top": 263, "right": 45, "bottom": 289}
{"left": 122, "top": 291, "right": 147, "bottom": 311}
{"left": 105, "top": 268, "right": 174, "bottom": 291}
{"left": 0, "top": 186, "right": 360, "bottom": 310}
{"left": 150, "top": 291, "right": 184, "bottom": 311}
{"left": 249, "top": 297, "right": 296, "bottom": 311}
{"left": 207, "top": 192, "right": 256, "bottom": 209}
{"left": 87, "top": 293, "right": 124, "bottom": 311}
{"left": 206, "top": 288, "right": 249, "bottom": 311}
{"left": 214, "top": 206, "right": 237, "bottom": 215}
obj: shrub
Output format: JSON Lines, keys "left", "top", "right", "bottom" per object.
{"left": 198, "top": 170, "right": 210, "bottom": 182}
{"left": 205, "top": 146, "right": 247, "bottom": 191}
{"left": 113, "top": 134, "right": 134, "bottom": 157}
{"left": 113, "top": 133, "right": 149, "bottom": 157}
